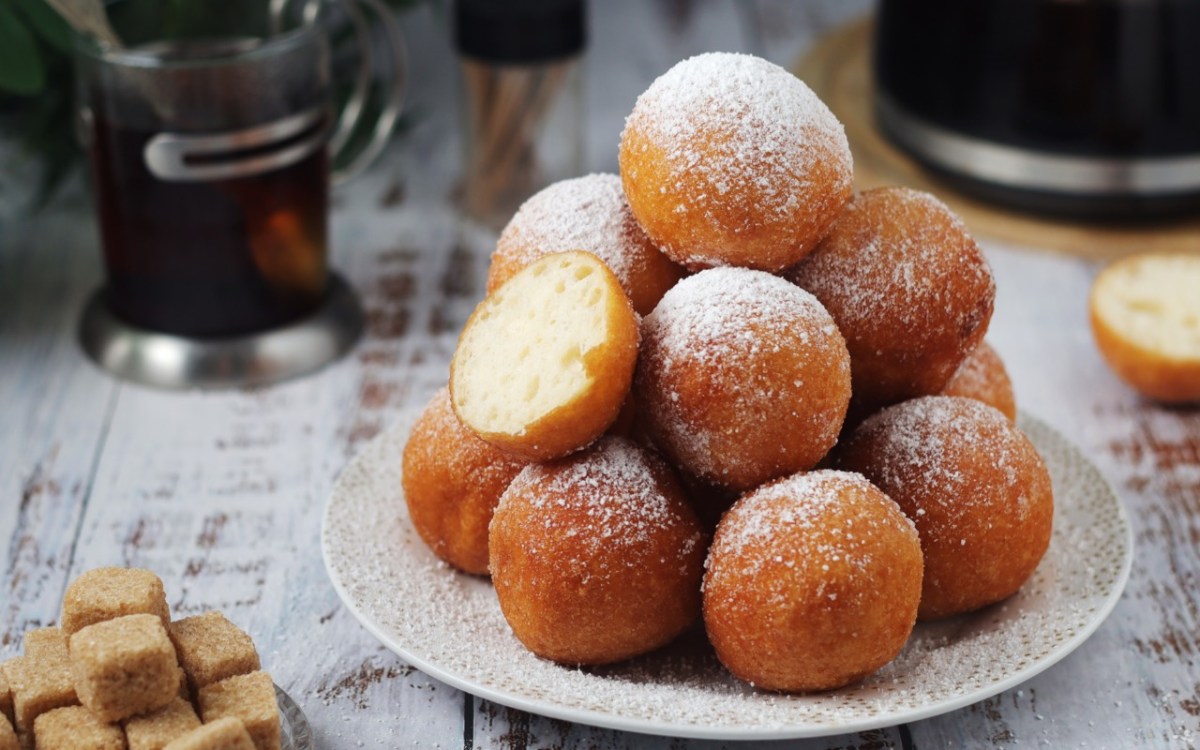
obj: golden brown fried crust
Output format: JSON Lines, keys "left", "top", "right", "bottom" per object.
{"left": 402, "top": 388, "right": 527, "bottom": 575}
{"left": 941, "top": 341, "right": 1017, "bottom": 421}
{"left": 488, "top": 438, "right": 707, "bottom": 665}
{"left": 703, "top": 471, "right": 923, "bottom": 692}
{"left": 837, "top": 396, "right": 1053, "bottom": 620}
{"left": 788, "top": 187, "right": 995, "bottom": 416}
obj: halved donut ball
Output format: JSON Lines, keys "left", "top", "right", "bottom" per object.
{"left": 488, "top": 437, "right": 706, "bottom": 665}
{"left": 703, "top": 470, "right": 923, "bottom": 692}
{"left": 451, "top": 251, "right": 639, "bottom": 461}
{"left": 1089, "top": 252, "right": 1200, "bottom": 404}
{"left": 619, "top": 52, "right": 852, "bottom": 272}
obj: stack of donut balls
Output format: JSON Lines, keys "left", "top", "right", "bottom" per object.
{"left": 401, "top": 52, "right": 1054, "bottom": 693}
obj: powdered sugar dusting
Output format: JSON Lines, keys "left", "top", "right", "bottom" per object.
{"left": 620, "top": 52, "right": 852, "bottom": 268}
{"left": 637, "top": 267, "right": 849, "bottom": 483}
{"left": 647, "top": 268, "right": 832, "bottom": 371}
{"left": 788, "top": 186, "right": 995, "bottom": 334}
{"left": 945, "top": 343, "right": 997, "bottom": 399}
{"left": 323, "top": 410, "right": 1131, "bottom": 738}
{"left": 842, "top": 396, "right": 1030, "bottom": 536}
{"left": 705, "top": 471, "right": 918, "bottom": 611}
{"left": 495, "top": 174, "right": 668, "bottom": 290}
{"left": 496, "top": 436, "right": 702, "bottom": 562}
{"left": 941, "top": 341, "right": 1016, "bottom": 419}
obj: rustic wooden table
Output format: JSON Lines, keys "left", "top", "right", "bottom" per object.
{"left": 2, "top": 2, "right": 1198, "bottom": 748}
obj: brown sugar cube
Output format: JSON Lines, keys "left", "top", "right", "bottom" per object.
{"left": 0, "top": 666, "right": 12, "bottom": 725}
{"left": 2, "top": 653, "right": 78, "bottom": 733}
{"left": 13, "top": 629, "right": 74, "bottom": 741}
{"left": 69, "top": 614, "right": 180, "bottom": 723}
{"left": 31, "top": 706, "right": 123, "bottom": 750}
{"left": 20, "top": 630, "right": 67, "bottom": 661}
{"left": 0, "top": 714, "right": 17, "bottom": 750}
{"left": 62, "top": 568, "right": 170, "bottom": 637}
{"left": 162, "top": 718, "right": 254, "bottom": 750}
{"left": 196, "top": 672, "right": 279, "bottom": 750}
{"left": 123, "top": 697, "right": 201, "bottom": 750}
{"left": 167, "top": 613, "right": 259, "bottom": 693}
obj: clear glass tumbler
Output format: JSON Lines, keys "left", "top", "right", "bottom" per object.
{"left": 75, "top": 0, "right": 403, "bottom": 337}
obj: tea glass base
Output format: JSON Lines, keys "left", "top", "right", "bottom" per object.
{"left": 79, "top": 273, "right": 364, "bottom": 390}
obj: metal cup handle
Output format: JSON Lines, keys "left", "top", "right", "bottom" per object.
{"left": 271, "top": 0, "right": 407, "bottom": 185}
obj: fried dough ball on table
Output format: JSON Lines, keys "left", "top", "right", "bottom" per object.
{"left": 703, "top": 470, "right": 923, "bottom": 692}
{"left": 940, "top": 341, "right": 1017, "bottom": 421}
{"left": 619, "top": 52, "right": 853, "bottom": 272}
{"left": 635, "top": 267, "right": 851, "bottom": 492}
{"left": 837, "top": 396, "right": 1054, "bottom": 620}
{"left": 401, "top": 388, "right": 527, "bottom": 575}
{"left": 787, "top": 187, "right": 995, "bottom": 416}
{"left": 488, "top": 436, "right": 706, "bottom": 665}
{"left": 487, "top": 174, "right": 685, "bottom": 316}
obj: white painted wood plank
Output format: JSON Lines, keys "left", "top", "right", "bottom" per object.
{"left": 55, "top": 204, "right": 488, "bottom": 749}
{"left": 1, "top": 2, "right": 1198, "bottom": 749}
{"left": 0, "top": 203, "right": 117, "bottom": 653}
{"left": 902, "top": 244, "right": 1200, "bottom": 748}
{"left": 471, "top": 700, "right": 906, "bottom": 750}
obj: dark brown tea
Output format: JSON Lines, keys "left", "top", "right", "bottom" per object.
{"left": 89, "top": 114, "right": 329, "bottom": 338}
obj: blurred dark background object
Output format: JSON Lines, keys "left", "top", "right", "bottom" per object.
{"left": 455, "top": 0, "right": 586, "bottom": 228}
{"left": 874, "top": 0, "right": 1200, "bottom": 219}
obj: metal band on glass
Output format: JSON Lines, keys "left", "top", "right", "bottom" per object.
{"left": 79, "top": 274, "right": 363, "bottom": 390}
{"left": 144, "top": 107, "right": 329, "bottom": 182}
{"left": 875, "top": 93, "right": 1200, "bottom": 197}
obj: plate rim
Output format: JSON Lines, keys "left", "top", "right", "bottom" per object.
{"left": 321, "top": 411, "right": 1134, "bottom": 740}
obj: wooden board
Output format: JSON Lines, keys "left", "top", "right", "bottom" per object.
{"left": 794, "top": 19, "right": 1200, "bottom": 261}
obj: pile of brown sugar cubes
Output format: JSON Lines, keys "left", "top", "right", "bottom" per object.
{"left": 0, "top": 567, "right": 280, "bottom": 750}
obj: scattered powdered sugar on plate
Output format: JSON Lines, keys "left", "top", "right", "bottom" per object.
{"left": 321, "top": 410, "right": 1131, "bottom": 740}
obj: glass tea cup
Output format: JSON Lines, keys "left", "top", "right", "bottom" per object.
{"left": 75, "top": 0, "right": 404, "bottom": 338}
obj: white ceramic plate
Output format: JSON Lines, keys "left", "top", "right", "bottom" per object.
{"left": 322, "top": 410, "right": 1132, "bottom": 740}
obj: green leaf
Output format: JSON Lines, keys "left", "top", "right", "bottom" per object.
{"left": 14, "top": 0, "right": 75, "bottom": 54}
{"left": 0, "top": 4, "right": 46, "bottom": 95}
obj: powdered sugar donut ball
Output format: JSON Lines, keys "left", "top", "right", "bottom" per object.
{"left": 837, "top": 396, "right": 1053, "bottom": 620}
{"left": 402, "top": 388, "right": 527, "bottom": 575}
{"left": 488, "top": 174, "right": 685, "bottom": 316}
{"left": 703, "top": 470, "right": 923, "bottom": 692}
{"left": 488, "top": 437, "right": 706, "bottom": 665}
{"left": 619, "top": 53, "right": 853, "bottom": 272}
{"left": 787, "top": 187, "right": 995, "bottom": 417}
{"left": 635, "top": 267, "right": 851, "bottom": 491}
